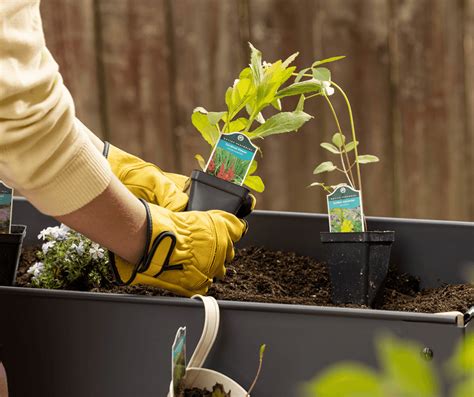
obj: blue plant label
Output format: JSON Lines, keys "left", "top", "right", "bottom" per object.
{"left": 327, "top": 184, "right": 365, "bottom": 233}
{"left": 0, "top": 182, "right": 13, "bottom": 234}
{"left": 205, "top": 132, "right": 257, "bottom": 186}
{"left": 171, "top": 326, "right": 187, "bottom": 395}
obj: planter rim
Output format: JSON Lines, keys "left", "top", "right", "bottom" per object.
{"left": 320, "top": 231, "right": 395, "bottom": 243}
{"left": 0, "top": 286, "right": 470, "bottom": 326}
{"left": 253, "top": 209, "right": 474, "bottom": 227}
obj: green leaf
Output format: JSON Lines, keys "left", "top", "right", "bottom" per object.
{"left": 345, "top": 141, "right": 359, "bottom": 152}
{"left": 228, "top": 118, "right": 248, "bottom": 132}
{"left": 451, "top": 378, "right": 474, "bottom": 397}
{"left": 320, "top": 142, "right": 340, "bottom": 154}
{"left": 449, "top": 333, "right": 474, "bottom": 376}
{"left": 295, "top": 67, "right": 310, "bottom": 83}
{"left": 282, "top": 52, "right": 299, "bottom": 68}
{"left": 192, "top": 110, "right": 220, "bottom": 146}
{"left": 207, "top": 111, "right": 226, "bottom": 125}
{"left": 276, "top": 80, "right": 322, "bottom": 99}
{"left": 249, "top": 42, "right": 263, "bottom": 84}
{"left": 195, "top": 154, "right": 206, "bottom": 170}
{"left": 259, "top": 344, "right": 266, "bottom": 358}
{"left": 313, "top": 67, "right": 331, "bottom": 82}
{"left": 248, "top": 159, "right": 258, "bottom": 175}
{"left": 357, "top": 155, "right": 379, "bottom": 164}
{"left": 255, "top": 112, "right": 265, "bottom": 124}
{"left": 303, "top": 363, "right": 383, "bottom": 397}
{"left": 248, "top": 111, "right": 312, "bottom": 139}
{"left": 332, "top": 132, "right": 346, "bottom": 149}
{"left": 296, "top": 94, "right": 305, "bottom": 112}
{"left": 244, "top": 175, "right": 265, "bottom": 192}
{"left": 377, "top": 336, "right": 439, "bottom": 397}
{"left": 312, "top": 55, "right": 346, "bottom": 68}
{"left": 271, "top": 98, "right": 282, "bottom": 111}
{"left": 313, "top": 161, "right": 337, "bottom": 174}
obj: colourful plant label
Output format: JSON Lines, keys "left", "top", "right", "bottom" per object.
{"left": 0, "top": 182, "right": 13, "bottom": 234}
{"left": 171, "top": 326, "right": 186, "bottom": 395}
{"left": 205, "top": 133, "right": 257, "bottom": 185}
{"left": 327, "top": 184, "right": 364, "bottom": 232}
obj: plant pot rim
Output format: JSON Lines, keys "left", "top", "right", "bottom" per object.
{"left": 320, "top": 230, "right": 395, "bottom": 243}
{"left": 0, "top": 225, "right": 27, "bottom": 243}
{"left": 190, "top": 170, "right": 250, "bottom": 198}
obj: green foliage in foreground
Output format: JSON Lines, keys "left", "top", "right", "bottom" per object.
{"left": 303, "top": 333, "right": 474, "bottom": 397}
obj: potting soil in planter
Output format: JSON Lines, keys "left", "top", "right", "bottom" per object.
{"left": 180, "top": 383, "right": 230, "bottom": 397}
{"left": 16, "top": 246, "right": 473, "bottom": 313}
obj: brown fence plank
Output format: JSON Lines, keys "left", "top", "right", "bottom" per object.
{"left": 169, "top": 0, "right": 245, "bottom": 175}
{"left": 466, "top": 0, "right": 474, "bottom": 220}
{"left": 97, "top": 0, "right": 176, "bottom": 168}
{"left": 40, "top": 0, "right": 103, "bottom": 137}
{"left": 247, "top": 0, "right": 323, "bottom": 212}
{"left": 390, "top": 0, "right": 468, "bottom": 220}
{"left": 317, "top": 0, "right": 394, "bottom": 218}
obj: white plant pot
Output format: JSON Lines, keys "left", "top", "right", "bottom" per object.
{"left": 168, "top": 295, "right": 250, "bottom": 397}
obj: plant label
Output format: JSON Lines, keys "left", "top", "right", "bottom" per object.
{"left": 327, "top": 184, "right": 365, "bottom": 232}
{"left": 0, "top": 182, "right": 13, "bottom": 234}
{"left": 171, "top": 327, "right": 187, "bottom": 396}
{"left": 205, "top": 132, "right": 257, "bottom": 186}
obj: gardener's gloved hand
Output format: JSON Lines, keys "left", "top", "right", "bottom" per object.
{"left": 103, "top": 142, "right": 189, "bottom": 211}
{"left": 109, "top": 199, "right": 247, "bottom": 297}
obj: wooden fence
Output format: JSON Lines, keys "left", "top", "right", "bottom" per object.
{"left": 40, "top": 0, "right": 474, "bottom": 221}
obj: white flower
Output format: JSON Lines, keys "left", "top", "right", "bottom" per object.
{"left": 321, "top": 80, "right": 335, "bottom": 96}
{"left": 89, "top": 243, "right": 105, "bottom": 260}
{"left": 37, "top": 226, "right": 69, "bottom": 241}
{"left": 71, "top": 242, "right": 85, "bottom": 256}
{"left": 42, "top": 241, "right": 55, "bottom": 255}
{"left": 59, "top": 224, "right": 71, "bottom": 233}
{"left": 27, "top": 262, "right": 44, "bottom": 280}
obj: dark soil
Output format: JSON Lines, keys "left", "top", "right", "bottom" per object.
{"left": 180, "top": 383, "right": 230, "bottom": 397}
{"left": 16, "top": 246, "right": 474, "bottom": 313}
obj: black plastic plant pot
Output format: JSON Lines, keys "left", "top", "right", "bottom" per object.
{"left": 0, "top": 225, "right": 27, "bottom": 286}
{"left": 186, "top": 170, "right": 251, "bottom": 217}
{"left": 321, "top": 231, "right": 395, "bottom": 307}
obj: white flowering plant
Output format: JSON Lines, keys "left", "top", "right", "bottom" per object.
{"left": 27, "top": 224, "right": 112, "bottom": 290}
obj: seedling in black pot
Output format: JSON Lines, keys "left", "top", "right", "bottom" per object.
{"left": 189, "top": 43, "right": 315, "bottom": 216}
{"left": 302, "top": 64, "right": 395, "bottom": 307}
{"left": 0, "top": 182, "right": 26, "bottom": 286}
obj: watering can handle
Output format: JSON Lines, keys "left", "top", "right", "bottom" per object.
{"left": 187, "top": 295, "right": 220, "bottom": 369}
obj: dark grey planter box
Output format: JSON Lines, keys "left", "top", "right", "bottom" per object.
{"left": 0, "top": 198, "right": 472, "bottom": 397}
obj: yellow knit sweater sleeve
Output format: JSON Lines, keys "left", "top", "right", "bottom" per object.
{"left": 0, "top": 1, "right": 112, "bottom": 216}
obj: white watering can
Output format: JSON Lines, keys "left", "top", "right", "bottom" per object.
{"left": 168, "top": 295, "right": 250, "bottom": 396}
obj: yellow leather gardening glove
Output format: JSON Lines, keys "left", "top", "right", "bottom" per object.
{"left": 108, "top": 199, "right": 247, "bottom": 297}
{"left": 103, "top": 142, "right": 189, "bottom": 211}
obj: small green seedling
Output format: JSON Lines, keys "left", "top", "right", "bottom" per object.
{"left": 246, "top": 344, "right": 266, "bottom": 396}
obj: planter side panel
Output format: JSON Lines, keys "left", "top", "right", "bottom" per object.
{"left": 0, "top": 290, "right": 462, "bottom": 397}
{"left": 241, "top": 210, "right": 474, "bottom": 288}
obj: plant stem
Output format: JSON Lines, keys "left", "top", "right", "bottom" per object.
{"left": 322, "top": 93, "right": 355, "bottom": 188}
{"left": 246, "top": 350, "right": 264, "bottom": 396}
{"left": 331, "top": 81, "right": 367, "bottom": 230}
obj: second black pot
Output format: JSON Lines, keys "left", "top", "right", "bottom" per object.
{"left": 186, "top": 170, "right": 252, "bottom": 217}
{"left": 321, "top": 231, "right": 395, "bottom": 307}
{"left": 0, "top": 225, "right": 27, "bottom": 286}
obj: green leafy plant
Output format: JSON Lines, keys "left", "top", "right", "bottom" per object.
{"left": 298, "top": 60, "right": 380, "bottom": 225}
{"left": 28, "top": 225, "right": 111, "bottom": 289}
{"left": 302, "top": 333, "right": 474, "bottom": 397}
{"left": 193, "top": 43, "right": 316, "bottom": 193}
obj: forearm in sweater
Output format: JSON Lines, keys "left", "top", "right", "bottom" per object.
{"left": 0, "top": 1, "right": 112, "bottom": 216}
